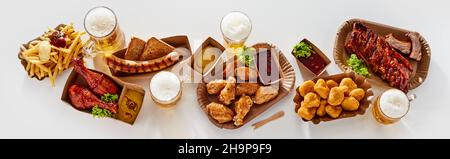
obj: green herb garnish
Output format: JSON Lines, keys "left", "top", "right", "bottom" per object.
{"left": 91, "top": 105, "right": 113, "bottom": 118}
{"left": 101, "top": 93, "right": 118, "bottom": 103}
{"left": 347, "top": 54, "right": 370, "bottom": 77}
{"left": 293, "top": 41, "right": 313, "bottom": 58}
{"left": 236, "top": 46, "right": 256, "bottom": 67}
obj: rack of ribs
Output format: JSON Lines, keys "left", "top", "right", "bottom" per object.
{"left": 345, "top": 22, "right": 413, "bottom": 92}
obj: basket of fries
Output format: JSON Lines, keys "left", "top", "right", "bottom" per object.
{"left": 18, "top": 23, "right": 86, "bottom": 86}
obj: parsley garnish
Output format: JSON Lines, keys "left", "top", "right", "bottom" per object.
{"left": 91, "top": 105, "right": 113, "bottom": 118}
{"left": 347, "top": 54, "right": 370, "bottom": 77}
{"left": 293, "top": 41, "right": 313, "bottom": 58}
{"left": 236, "top": 46, "right": 256, "bottom": 67}
{"left": 101, "top": 93, "right": 118, "bottom": 103}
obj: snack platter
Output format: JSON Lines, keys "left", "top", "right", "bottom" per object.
{"left": 18, "top": 24, "right": 85, "bottom": 86}
{"left": 293, "top": 72, "right": 373, "bottom": 124}
{"left": 15, "top": 7, "right": 433, "bottom": 129}
{"left": 61, "top": 58, "right": 145, "bottom": 124}
{"left": 197, "top": 42, "right": 295, "bottom": 129}
{"left": 334, "top": 19, "right": 431, "bottom": 91}
{"left": 106, "top": 35, "right": 192, "bottom": 77}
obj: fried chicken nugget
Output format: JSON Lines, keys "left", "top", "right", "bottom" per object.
{"left": 327, "top": 86, "right": 346, "bottom": 106}
{"left": 297, "top": 103, "right": 317, "bottom": 121}
{"left": 206, "top": 102, "right": 234, "bottom": 123}
{"left": 316, "top": 100, "right": 327, "bottom": 117}
{"left": 303, "top": 92, "right": 321, "bottom": 108}
{"left": 339, "top": 78, "right": 357, "bottom": 94}
{"left": 349, "top": 88, "right": 365, "bottom": 101}
{"left": 326, "top": 79, "right": 339, "bottom": 88}
{"left": 341, "top": 97, "right": 360, "bottom": 111}
{"left": 325, "top": 105, "right": 342, "bottom": 118}
{"left": 298, "top": 80, "right": 315, "bottom": 97}
{"left": 314, "top": 79, "right": 330, "bottom": 99}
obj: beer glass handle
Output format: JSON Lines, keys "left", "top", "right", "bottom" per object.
{"left": 82, "top": 39, "right": 96, "bottom": 58}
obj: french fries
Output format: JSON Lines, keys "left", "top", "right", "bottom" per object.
{"left": 19, "top": 23, "right": 85, "bottom": 86}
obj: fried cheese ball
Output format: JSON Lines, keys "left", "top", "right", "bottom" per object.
{"left": 298, "top": 80, "right": 315, "bottom": 97}
{"left": 349, "top": 88, "right": 365, "bottom": 101}
{"left": 298, "top": 104, "right": 317, "bottom": 121}
{"left": 303, "top": 92, "right": 321, "bottom": 108}
{"left": 326, "top": 79, "right": 339, "bottom": 88}
{"left": 339, "top": 78, "right": 357, "bottom": 94}
{"left": 327, "top": 86, "right": 347, "bottom": 106}
{"left": 341, "top": 97, "right": 360, "bottom": 111}
{"left": 316, "top": 100, "right": 327, "bottom": 117}
{"left": 314, "top": 79, "right": 330, "bottom": 99}
{"left": 325, "top": 105, "right": 342, "bottom": 118}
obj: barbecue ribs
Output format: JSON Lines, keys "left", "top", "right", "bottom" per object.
{"left": 345, "top": 22, "right": 413, "bottom": 92}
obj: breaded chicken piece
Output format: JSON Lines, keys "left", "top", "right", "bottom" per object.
{"left": 254, "top": 85, "right": 279, "bottom": 104}
{"left": 219, "top": 77, "right": 236, "bottom": 105}
{"left": 206, "top": 79, "right": 227, "bottom": 94}
{"left": 236, "top": 83, "right": 260, "bottom": 96}
{"left": 236, "top": 67, "right": 259, "bottom": 81}
{"left": 233, "top": 95, "right": 253, "bottom": 126}
{"left": 206, "top": 102, "right": 234, "bottom": 123}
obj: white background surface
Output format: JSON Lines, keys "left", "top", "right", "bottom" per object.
{"left": 1, "top": 0, "right": 450, "bottom": 138}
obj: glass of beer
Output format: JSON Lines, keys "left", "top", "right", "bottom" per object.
{"left": 372, "top": 89, "right": 416, "bottom": 124}
{"left": 83, "top": 6, "right": 125, "bottom": 57}
{"left": 220, "top": 11, "right": 252, "bottom": 48}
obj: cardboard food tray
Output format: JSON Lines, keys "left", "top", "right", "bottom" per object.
{"left": 18, "top": 24, "right": 67, "bottom": 80}
{"left": 190, "top": 37, "right": 226, "bottom": 76}
{"left": 61, "top": 67, "right": 145, "bottom": 125}
{"left": 291, "top": 38, "right": 331, "bottom": 77}
{"left": 197, "top": 43, "right": 295, "bottom": 129}
{"left": 106, "top": 35, "right": 192, "bottom": 77}
{"left": 334, "top": 18, "right": 431, "bottom": 90}
{"left": 293, "top": 72, "right": 374, "bottom": 124}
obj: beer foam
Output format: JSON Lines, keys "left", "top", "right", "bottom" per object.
{"left": 379, "top": 89, "right": 409, "bottom": 118}
{"left": 150, "top": 71, "right": 181, "bottom": 102}
{"left": 221, "top": 12, "right": 252, "bottom": 41}
{"left": 85, "top": 7, "right": 116, "bottom": 37}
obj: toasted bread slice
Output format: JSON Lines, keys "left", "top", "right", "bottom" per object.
{"left": 124, "top": 37, "right": 146, "bottom": 60}
{"left": 139, "top": 37, "right": 175, "bottom": 61}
